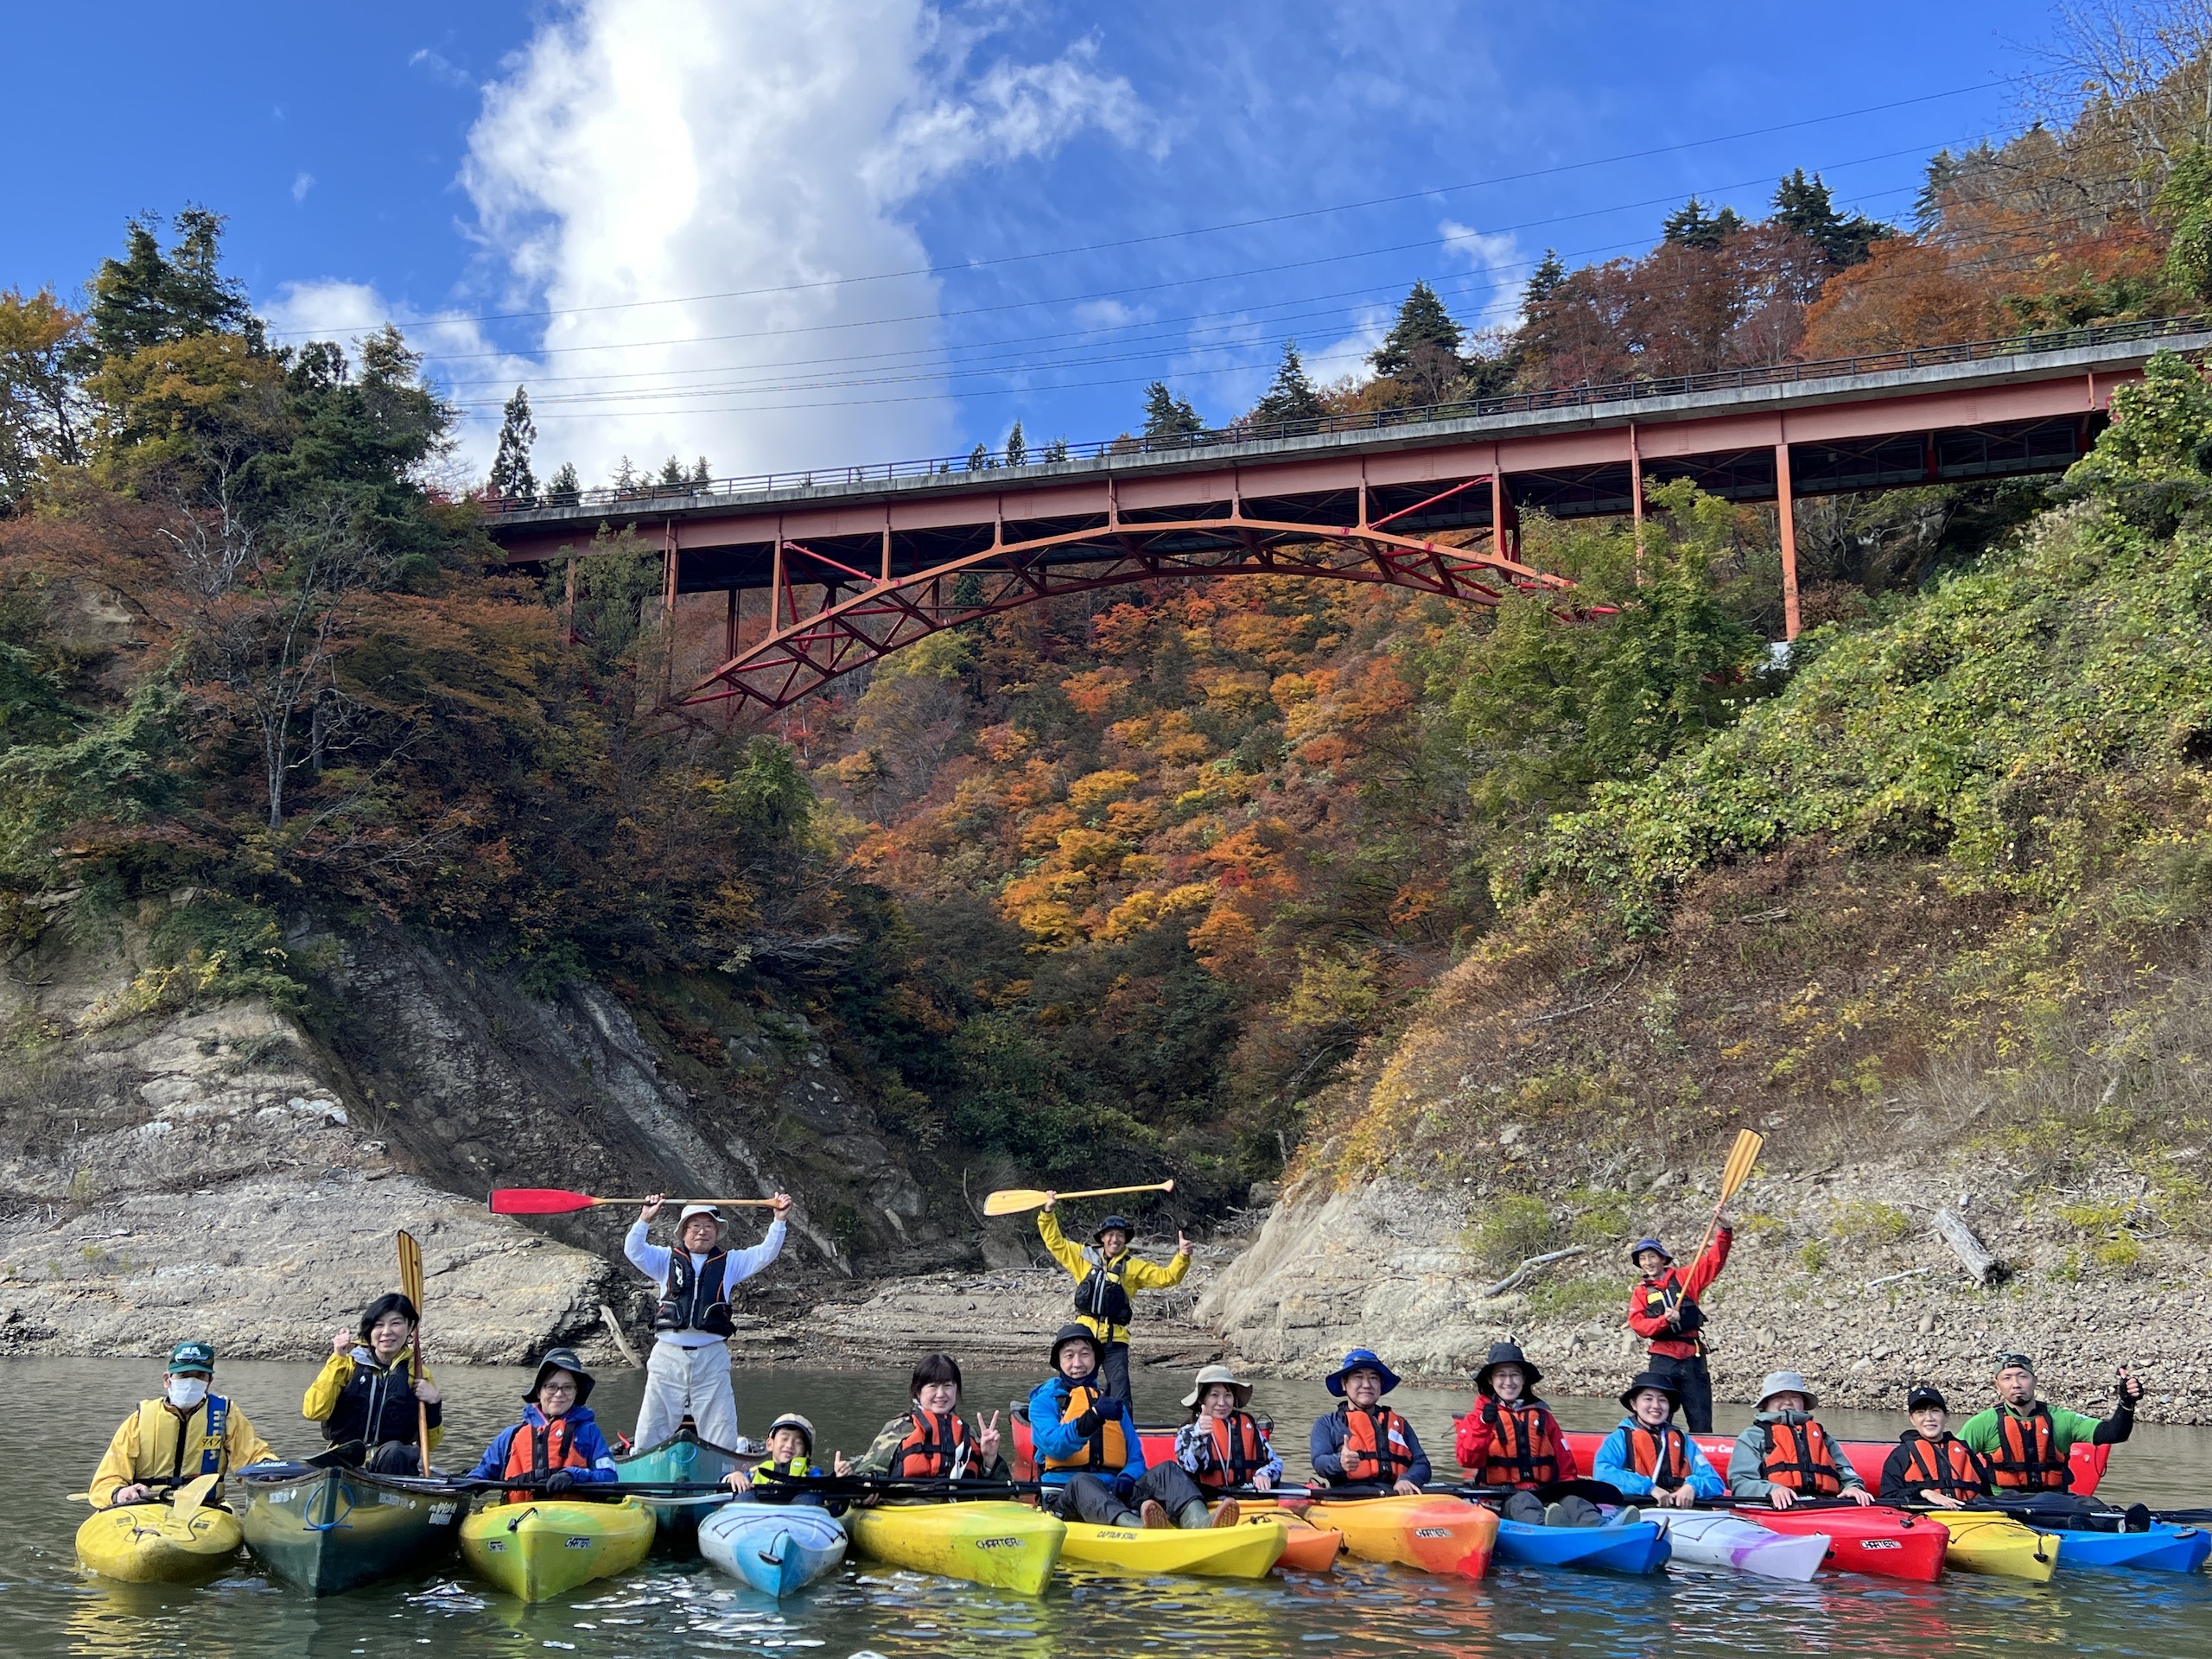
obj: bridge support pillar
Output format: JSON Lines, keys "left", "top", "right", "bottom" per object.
{"left": 1775, "top": 441, "right": 1802, "bottom": 641}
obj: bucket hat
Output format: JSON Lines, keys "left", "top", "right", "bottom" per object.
{"left": 1756, "top": 1370, "right": 1817, "bottom": 1412}
{"left": 1618, "top": 1370, "right": 1681, "bottom": 1411}
{"left": 527, "top": 1347, "right": 595, "bottom": 1408}
{"left": 1181, "top": 1363, "right": 1255, "bottom": 1410}
{"left": 1627, "top": 1236, "right": 1673, "bottom": 1265}
{"left": 1324, "top": 1349, "right": 1402, "bottom": 1398}
{"left": 1050, "top": 1323, "right": 1104, "bottom": 1370}
{"left": 1473, "top": 1340, "right": 1543, "bottom": 1396}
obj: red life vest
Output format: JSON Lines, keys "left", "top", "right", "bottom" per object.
{"left": 1758, "top": 1419, "right": 1844, "bottom": 1497}
{"left": 889, "top": 1411, "right": 974, "bottom": 1478}
{"left": 1191, "top": 1412, "right": 1269, "bottom": 1492}
{"left": 1339, "top": 1404, "right": 1416, "bottom": 1484}
{"left": 1625, "top": 1421, "right": 1691, "bottom": 1487}
{"left": 1902, "top": 1433, "right": 1987, "bottom": 1499}
{"left": 1988, "top": 1405, "right": 2071, "bottom": 1491}
{"left": 501, "top": 1414, "right": 588, "bottom": 1502}
{"left": 1479, "top": 1400, "right": 1562, "bottom": 1490}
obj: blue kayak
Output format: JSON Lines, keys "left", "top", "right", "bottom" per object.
{"left": 1494, "top": 1516, "right": 1671, "bottom": 1574}
{"left": 2048, "top": 1522, "right": 2210, "bottom": 1573}
{"left": 698, "top": 1502, "right": 847, "bottom": 1596}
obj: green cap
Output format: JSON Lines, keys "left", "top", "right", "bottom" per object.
{"left": 167, "top": 1341, "right": 215, "bottom": 1375}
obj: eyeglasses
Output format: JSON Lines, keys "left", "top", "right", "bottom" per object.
{"left": 538, "top": 1380, "right": 578, "bottom": 1395}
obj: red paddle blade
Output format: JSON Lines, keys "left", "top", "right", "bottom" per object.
{"left": 488, "top": 1187, "right": 599, "bottom": 1215}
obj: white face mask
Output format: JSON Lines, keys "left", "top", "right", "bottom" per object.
{"left": 167, "top": 1376, "right": 210, "bottom": 1410}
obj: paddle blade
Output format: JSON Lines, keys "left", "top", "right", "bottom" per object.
{"left": 171, "top": 1471, "right": 220, "bottom": 1518}
{"left": 982, "top": 1187, "right": 1050, "bottom": 1217}
{"left": 397, "top": 1230, "right": 424, "bottom": 1307}
{"left": 489, "top": 1187, "right": 599, "bottom": 1215}
{"left": 1719, "top": 1129, "right": 1764, "bottom": 1202}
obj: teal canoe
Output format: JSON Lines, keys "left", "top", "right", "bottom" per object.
{"left": 615, "top": 1426, "right": 750, "bottom": 1552}
{"left": 238, "top": 1460, "right": 467, "bottom": 1596}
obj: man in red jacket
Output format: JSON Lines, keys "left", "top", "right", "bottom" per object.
{"left": 1625, "top": 1225, "right": 1731, "bottom": 1433}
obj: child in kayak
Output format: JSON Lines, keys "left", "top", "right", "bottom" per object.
{"left": 1592, "top": 1371, "right": 1725, "bottom": 1508}
{"left": 464, "top": 1349, "right": 620, "bottom": 1498}
{"left": 1036, "top": 1195, "right": 1191, "bottom": 1401}
{"left": 1032, "top": 1325, "right": 1234, "bottom": 1529}
{"left": 1728, "top": 1370, "right": 1875, "bottom": 1510}
{"left": 1878, "top": 1384, "right": 1997, "bottom": 1508}
{"left": 1308, "top": 1349, "right": 1430, "bottom": 1496}
{"left": 727, "top": 1413, "right": 835, "bottom": 1508}
{"left": 1174, "top": 1363, "right": 1281, "bottom": 1497}
{"left": 1625, "top": 1225, "right": 1731, "bottom": 1433}
{"left": 837, "top": 1353, "right": 1007, "bottom": 1482}
{"left": 304, "top": 1292, "right": 442, "bottom": 1473}
{"left": 1454, "top": 1341, "right": 1598, "bottom": 1526}
{"left": 89, "top": 1341, "right": 275, "bottom": 1509}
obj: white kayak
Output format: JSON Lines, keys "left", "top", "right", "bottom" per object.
{"left": 1650, "top": 1510, "right": 1830, "bottom": 1582}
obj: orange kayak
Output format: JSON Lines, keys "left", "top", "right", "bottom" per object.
{"left": 1304, "top": 1495, "right": 1496, "bottom": 1580}
{"left": 1207, "top": 1501, "right": 1342, "bottom": 1572}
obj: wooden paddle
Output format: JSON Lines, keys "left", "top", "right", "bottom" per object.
{"left": 1686, "top": 1128, "right": 1764, "bottom": 1266}
{"left": 490, "top": 1187, "right": 782, "bottom": 1215}
{"left": 397, "top": 1230, "right": 430, "bottom": 1478}
{"left": 982, "top": 1179, "right": 1174, "bottom": 1218}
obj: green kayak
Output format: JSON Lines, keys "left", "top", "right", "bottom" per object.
{"left": 615, "top": 1426, "right": 749, "bottom": 1553}
{"left": 238, "top": 1460, "right": 467, "bottom": 1596}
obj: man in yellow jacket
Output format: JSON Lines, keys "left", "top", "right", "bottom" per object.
{"left": 89, "top": 1341, "right": 275, "bottom": 1508}
{"left": 1038, "top": 1196, "right": 1190, "bottom": 1401}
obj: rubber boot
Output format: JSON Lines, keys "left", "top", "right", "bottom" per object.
{"left": 1139, "top": 1498, "right": 1171, "bottom": 1529}
{"left": 1111, "top": 1510, "right": 1144, "bottom": 1528}
{"left": 1604, "top": 1505, "right": 1643, "bottom": 1529}
{"left": 1542, "top": 1502, "right": 1568, "bottom": 1528}
{"left": 1211, "top": 1498, "right": 1243, "bottom": 1529}
{"left": 1175, "top": 1500, "right": 1212, "bottom": 1529}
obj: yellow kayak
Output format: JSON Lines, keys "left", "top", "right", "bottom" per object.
{"left": 76, "top": 1502, "right": 243, "bottom": 1584}
{"left": 843, "top": 1500, "right": 1065, "bottom": 1594}
{"left": 1059, "top": 1516, "right": 1287, "bottom": 1579}
{"left": 1930, "top": 1510, "right": 2060, "bottom": 1583}
{"left": 460, "top": 1498, "right": 655, "bottom": 1602}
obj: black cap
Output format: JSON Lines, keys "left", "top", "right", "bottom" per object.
{"left": 1093, "top": 1214, "right": 1135, "bottom": 1243}
{"left": 1474, "top": 1340, "right": 1543, "bottom": 1395}
{"left": 1906, "top": 1384, "right": 1948, "bottom": 1414}
{"left": 1050, "top": 1323, "right": 1103, "bottom": 1370}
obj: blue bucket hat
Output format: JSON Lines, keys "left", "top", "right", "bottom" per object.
{"left": 1324, "top": 1348, "right": 1402, "bottom": 1397}
{"left": 1628, "top": 1236, "right": 1673, "bottom": 1264}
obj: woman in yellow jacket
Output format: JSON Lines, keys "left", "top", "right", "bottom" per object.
{"left": 1037, "top": 1196, "right": 1190, "bottom": 1401}
{"left": 303, "top": 1293, "right": 443, "bottom": 1473}
{"left": 89, "top": 1342, "right": 275, "bottom": 1508}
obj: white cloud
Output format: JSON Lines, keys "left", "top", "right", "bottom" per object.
{"left": 291, "top": 172, "right": 315, "bottom": 204}
{"left": 409, "top": 48, "right": 474, "bottom": 91}
{"left": 1306, "top": 302, "right": 1391, "bottom": 388}
{"left": 1071, "top": 299, "right": 1147, "bottom": 330}
{"left": 1439, "top": 219, "right": 1527, "bottom": 330}
{"left": 453, "top": 0, "right": 1160, "bottom": 486}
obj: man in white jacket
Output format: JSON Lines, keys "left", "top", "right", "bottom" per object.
{"left": 624, "top": 1192, "right": 791, "bottom": 1450}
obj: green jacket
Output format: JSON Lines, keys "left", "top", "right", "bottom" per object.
{"left": 1957, "top": 1402, "right": 2105, "bottom": 1458}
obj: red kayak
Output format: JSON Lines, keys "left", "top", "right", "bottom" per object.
{"left": 1755, "top": 1505, "right": 1949, "bottom": 1581}
{"left": 1559, "top": 1431, "right": 2107, "bottom": 1497}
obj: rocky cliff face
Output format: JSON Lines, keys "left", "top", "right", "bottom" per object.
{"left": 0, "top": 901, "right": 941, "bottom": 1363}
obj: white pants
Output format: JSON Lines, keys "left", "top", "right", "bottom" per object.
{"left": 635, "top": 1339, "right": 740, "bottom": 1450}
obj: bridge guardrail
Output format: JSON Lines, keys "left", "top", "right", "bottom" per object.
{"left": 485, "top": 314, "right": 2210, "bottom": 523}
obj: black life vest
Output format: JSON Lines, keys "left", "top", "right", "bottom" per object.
{"left": 1758, "top": 1417, "right": 1845, "bottom": 1496}
{"left": 1638, "top": 1268, "right": 1706, "bottom": 1340}
{"left": 1073, "top": 1252, "right": 1135, "bottom": 1329}
{"left": 890, "top": 1411, "right": 975, "bottom": 1478}
{"left": 1625, "top": 1421, "right": 1692, "bottom": 1488}
{"left": 321, "top": 1354, "right": 434, "bottom": 1449}
{"left": 1901, "top": 1432, "right": 1987, "bottom": 1500}
{"left": 1988, "top": 1405, "right": 2071, "bottom": 1491}
{"left": 654, "top": 1250, "right": 735, "bottom": 1338}
{"left": 1480, "top": 1399, "right": 1561, "bottom": 1489}
{"left": 1338, "top": 1404, "right": 1416, "bottom": 1484}
{"left": 1190, "top": 1412, "right": 1269, "bottom": 1491}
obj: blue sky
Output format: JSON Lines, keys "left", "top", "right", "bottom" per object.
{"left": 5, "top": 2, "right": 2050, "bottom": 485}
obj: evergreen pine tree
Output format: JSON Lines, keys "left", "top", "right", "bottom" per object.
{"left": 1041, "top": 436, "right": 1070, "bottom": 462}
{"left": 544, "top": 461, "right": 582, "bottom": 506}
{"left": 1253, "top": 340, "right": 1325, "bottom": 429}
{"left": 967, "top": 442, "right": 991, "bottom": 471}
{"left": 1772, "top": 169, "right": 1894, "bottom": 269}
{"left": 1141, "top": 381, "right": 1205, "bottom": 443}
{"left": 1661, "top": 197, "right": 1745, "bottom": 251}
{"left": 657, "top": 454, "right": 685, "bottom": 486}
{"left": 1370, "top": 281, "right": 1464, "bottom": 378}
{"left": 1524, "top": 250, "right": 1568, "bottom": 308}
{"left": 488, "top": 385, "right": 537, "bottom": 503}
{"left": 1005, "top": 419, "right": 1027, "bottom": 466}
{"left": 81, "top": 207, "right": 263, "bottom": 366}
{"left": 690, "top": 455, "right": 712, "bottom": 486}
{"left": 613, "top": 455, "right": 639, "bottom": 491}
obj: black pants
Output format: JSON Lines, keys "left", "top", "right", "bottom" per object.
{"left": 1098, "top": 1342, "right": 1133, "bottom": 1402}
{"left": 1987, "top": 1491, "right": 2145, "bottom": 1531}
{"left": 364, "top": 1440, "right": 427, "bottom": 1475}
{"left": 1647, "top": 1353, "right": 1714, "bottom": 1434}
{"left": 1054, "top": 1463, "right": 1209, "bottom": 1526}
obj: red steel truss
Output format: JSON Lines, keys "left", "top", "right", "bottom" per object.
{"left": 677, "top": 500, "right": 1561, "bottom": 710}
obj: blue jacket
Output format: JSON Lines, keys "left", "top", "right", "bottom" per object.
{"left": 1309, "top": 1402, "right": 1432, "bottom": 1486}
{"left": 466, "top": 1404, "right": 621, "bottom": 1484}
{"left": 1027, "top": 1376, "right": 1145, "bottom": 1488}
{"left": 1592, "top": 1416, "right": 1726, "bottom": 1499}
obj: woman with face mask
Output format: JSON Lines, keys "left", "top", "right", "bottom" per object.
{"left": 89, "top": 1341, "right": 276, "bottom": 1509}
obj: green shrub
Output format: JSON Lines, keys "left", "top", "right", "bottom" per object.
{"left": 1464, "top": 1194, "right": 1556, "bottom": 1272}
{"left": 1831, "top": 1198, "right": 1912, "bottom": 1242}
{"left": 1520, "top": 1275, "right": 1618, "bottom": 1321}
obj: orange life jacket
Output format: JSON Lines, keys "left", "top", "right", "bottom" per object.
{"left": 1901, "top": 1433, "right": 1987, "bottom": 1499}
{"left": 889, "top": 1410, "right": 974, "bottom": 1479}
{"left": 1042, "top": 1385, "right": 1129, "bottom": 1472}
{"left": 1339, "top": 1404, "right": 1416, "bottom": 1484}
{"left": 1625, "top": 1421, "right": 1692, "bottom": 1487}
{"left": 1191, "top": 1411, "right": 1269, "bottom": 1492}
{"left": 1988, "top": 1405, "right": 2071, "bottom": 1491}
{"left": 1758, "top": 1418, "right": 1845, "bottom": 1497}
{"left": 501, "top": 1414, "right": 588, "bottom": 1503}
{"left": 1480, "top": 1400, "right": 1561, "bottom": 1490}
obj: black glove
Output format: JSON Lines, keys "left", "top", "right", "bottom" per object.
{"left": 544, "top": 1471, "right": 576, "bottom": 1495}
{"left": 1072, "top": 1408, "right": 1103, "bottom": 1437}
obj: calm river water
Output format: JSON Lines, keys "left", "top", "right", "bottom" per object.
{"left": 11, "top": 1355, "right": 2212, "bottom": 1657}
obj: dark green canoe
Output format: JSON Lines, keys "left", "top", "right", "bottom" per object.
{"left": 238, "top": 1461, "right": 467, "bottom": 1595}
{"left": 615, "top": 1427, "right": 748, "bottom": 1553}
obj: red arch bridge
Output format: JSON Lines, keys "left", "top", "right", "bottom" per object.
{"left": 484, "top": 317, "right": 2210, "bottom": 713}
